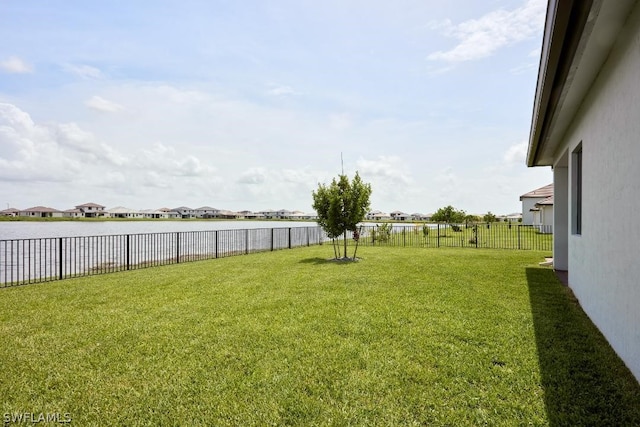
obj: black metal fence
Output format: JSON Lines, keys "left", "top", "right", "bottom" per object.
{"left": 347, "top": 223, "right": 552, "bottom": 251}
{"left": 0, "top": 223, "right": 552, "bottom": 287}
{"left": 0, "top": 227, "right": 327, "bottom": 287}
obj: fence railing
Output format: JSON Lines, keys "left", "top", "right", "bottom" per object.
{"left": 1, "top": 227, "right": 327, "bottom": 287}
{"left": 0, "top": 223, "right": 552, "bottom": 287}
{"left": 344, "top": 223, "right": 552, "bottom": 251}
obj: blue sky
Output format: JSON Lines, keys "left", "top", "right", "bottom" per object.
{"left": 0, "top": 0, "right": 551, "bottom": 215}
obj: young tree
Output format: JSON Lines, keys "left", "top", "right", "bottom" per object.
{"left": 431, "top": 205, "right": 466, "bottom": 224}
{"left": 483, "top": 211, "right": 497, "bottom": 223}
{"left": 312, "top": 172, "right": 372, "bottom": 260}
{"left": 464, "top": 213, "right": 480, "bottom": 227}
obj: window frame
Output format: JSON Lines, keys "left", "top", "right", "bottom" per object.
{"left": 572, "top": 143, "right": 582, "bottom": 235}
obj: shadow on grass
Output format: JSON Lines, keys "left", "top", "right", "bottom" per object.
{"left": 298, "top": 257, "right": 362, "bottom": 265}
{"left": 298, "top": 257, "right": 331, "bottom": 265}
{"left": 526, "top": 268, "right": 640, "bottom": 426}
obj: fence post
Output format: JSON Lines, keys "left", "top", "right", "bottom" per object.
{"left": 271, "top": 228, "right": 274, "bottom": 251}
{"left": 58, "top": 237, "right": 63, "bottom": 280}
{"left": 437, "top": 224, "right": 440, "bottom": 248}
{"left": 474, "top": 225, "right": 478, "bottom": 249}
{"left": 518, "top": 225, "right": 521, "bottom": 250}
{"left": 245, "top": 229, "right": 249, "bottom": 255}
{"left": 176, "top": 232, "right": 180, "bottom": 263}
{"left": 288, "top": 228, "right": 292, "bottom": 249}
{"left": 215, "top": 231, "right": 218, "bottom": 258}
{"left": 126, "top": 234, "right": 131, "bottom": 270}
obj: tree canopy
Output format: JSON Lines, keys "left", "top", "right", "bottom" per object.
{"left": 483, "top": 211, "right": 498, "bottom": 223}
{"left": 430, "top": 205, "right": 466, "bottom": 224}
{"left": 312, "top": 172, "right": 372, "bottom": 260}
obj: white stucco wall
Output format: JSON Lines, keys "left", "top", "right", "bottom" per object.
{"left": 556, "top": 3, "right": 640, "bottom": 381}
{"left": 552, "top": 165, "right": 569, "bottom": 271}
{"left": 540, "top": 206, "right": 553, "bottom": 227}
{"left": 521, "top": 198, "right": 540, "bottom": 225}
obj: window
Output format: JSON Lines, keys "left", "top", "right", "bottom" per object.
{"left": 572, "top": 143, "right": 582, "bottom": 235}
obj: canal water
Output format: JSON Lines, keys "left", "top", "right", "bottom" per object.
{"left": 0, "top": 220, "right": 317, "bottom": 240}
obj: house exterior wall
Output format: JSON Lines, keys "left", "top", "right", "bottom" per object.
{"left": 553, "top": 165, "right": 569, "bottom": 271}
{"left": 535, "top": 205, "right": 553, "bottom": 234}
{"left": 555, "top": 3, "right": 640, "bottom": 380}
{"left": 521, "top": 198, "right": 541, "bottom": 225}
{"left": 540, "top": 206, "right": 553, "bottom": 227}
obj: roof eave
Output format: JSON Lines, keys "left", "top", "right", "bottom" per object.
{"left": 528, "top": 0, "right": 638, "bottom": 168}
{"left": 527, "top": 0, "right": 594, "bottom": 167}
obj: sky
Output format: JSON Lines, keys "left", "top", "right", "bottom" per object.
{"left": 0, "top": 0, "right": 552, "bottom": 215}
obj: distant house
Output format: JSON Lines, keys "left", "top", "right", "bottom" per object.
{"left": 275, "top": 209, "right": 293, "bottom": 219}
{"left": 499, "top": 213, "right": 522, "bottom": 223}
{"left": 411, "top": 213, "right": 431, "bottom": 221}
{"left": 520, "top": 184, "right": 553, "bottom": 225}
{"left": 140, "top": 209, "right": 170, "bottom": 219}
{"left": 217, "top": 210, "right": 239, "bottom": 219}
{"left": 19, "top": 206, "right": 63, "bottom": 218}
{"left": 106, "top": 207, "right": 142, "bottom": 218}
{"left": 531, "top": 195, "right": 553, "bottom": 234}
{"left": 172, "top": 207, "right": 195, "bottom": 219}
{"left": 75, "top": 202, "right": 106, "bottom": 218}
{"left": 527, "top": 0, "right": 640, "bottom": 381}
{"left": 158, "top": 208, "right": 180, "bottom": 219}
{"left": 255, "top": 209, "right": 308, "bottom": 220}
{"left": 366, "top": 210, "right": 391, "bottom": 221}
{"left": 289, "top": 211, "right": 317, "bottom": 220}
{"left": 63, "top": 208, "right": 84, "bottom": 218}
{"left": 0, "top": 208, "right": 19, "bottom": 217}
{"left": 237, "top": 210, "right": 264, "bottom": 219}
{"left": 194, "top": 206, "right": 220, "bottom": 218}
{"left": 258, "top": 209, "right": 279, "bottom": 219}
{"left": 390, "top": 211, "right": 411, "bottom": 221}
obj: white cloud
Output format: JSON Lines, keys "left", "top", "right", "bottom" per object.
{"left": 353, "top": 156, "right": 414, "bottom": 209}
{"left": 86, "top": 96, "right": 124, "bottom": 113}
{"left": 428, "top": 0, "right": 546, "bottom": 62}
{"left": 0, "top": 104, "right": 81, "bottom": 182}
{"left": 63, "top": 63, "right": 104, "bottom": 79}
{"left": 356, "top": 156, "right": 411, "bottom": 184}
{"left": 503, "top": 141, "right": 528, "bottom": 166}
{"left": 54, "top": 122, "right": 128, "bottom": 166}
{"left": 266, "top": 83, "right": 299, "bottom": 97}
{"left": 137, "top": 143, "right": 217, "bottom": 178}
{"left": 142, "top": 171, "right": 172, "bottom": 189}
{"left": 0, "top": 56, "right": 33, "bottom": 73}
{"left": 238, "top": 168, "right": 267, "bottom": 184}
{"left": 153, "top": 85, "right": 207, "bottom": 104}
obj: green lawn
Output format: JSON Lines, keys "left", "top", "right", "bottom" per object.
{"left": 354, "top": 222, "right": 552, "bottom": 251}
{"left": 1, "top": 246, "right": 638, "bottom": 426}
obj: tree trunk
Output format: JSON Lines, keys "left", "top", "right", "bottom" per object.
{"left": 343, "top": 230, "right": 348, "bottom": 259}
{"left": 352, "top": 226, "right": 362, "bottom": 260}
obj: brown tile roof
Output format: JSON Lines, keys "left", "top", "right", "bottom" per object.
{"left": 520, "top": 183, "right": 553, "bottom": 200}
{"left": 536, "top": 195, "right": 554, "bottom": 206}
{"left": 76, "top": 202, "right": 105, "bottom": 208}
{"left": 22, "top": 206, "right": 61, "bottom": 213}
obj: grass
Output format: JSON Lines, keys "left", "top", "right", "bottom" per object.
{"left": 1, "top": 246, "right": 638, "bottom": 426}
{"left": 354, "top": 222, "right": 552, "bottom": 251}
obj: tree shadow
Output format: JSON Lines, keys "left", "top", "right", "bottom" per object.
{"left": 298, "top": 257, "right": 361, "bottom": 265}
{"left": 298, "top": 257, "right": 330, "bottom": 265}
{"left": 526, "top": 267, "right": 640, "bottom": 425}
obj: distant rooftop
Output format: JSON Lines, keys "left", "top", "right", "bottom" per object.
{"left": 520, "top": 183, "right": 553, "bottom": 200}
